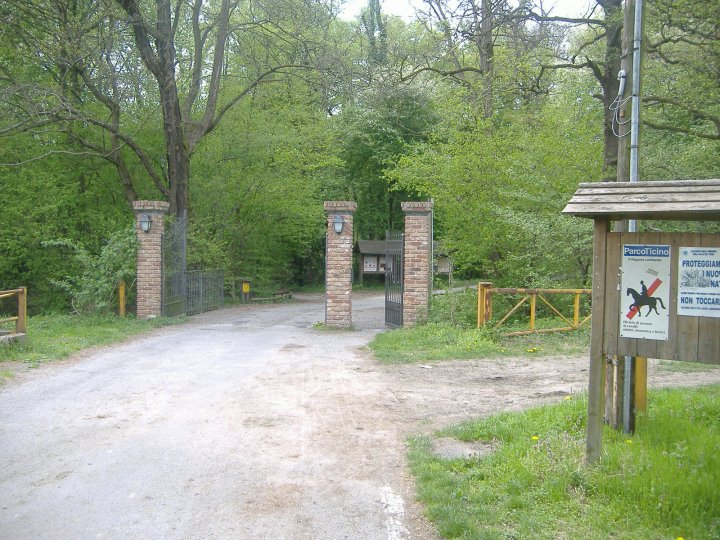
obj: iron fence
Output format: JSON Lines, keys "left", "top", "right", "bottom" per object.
{"left": 187, "top": 270, "right": 225, "bottom": 315}
{"left": 162, "top": 214, "right": 187, "bottom": 317}
{"left": 385, "top": 231, "right": 404, "bottom": 327}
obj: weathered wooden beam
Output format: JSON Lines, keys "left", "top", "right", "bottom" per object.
{"left": 587, "top": 218, "right": 610, "bottom": 463}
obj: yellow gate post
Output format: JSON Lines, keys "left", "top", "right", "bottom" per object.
{"left": 17, "top": 287, "right": 27, "bottom": 334}
{"left": 635, "top": 357, "right": 647, "bottom": 413}
{"left": 529, "top": 293, "right": 536, "bottom": 332}
{"left": 118, "top": 280, "right": 126, "bottom": 317}
{"left": 477, "top": 282, "right": 493, "bottom": 327}
{"left": 573, "top": 293, "right": 581, "bottom": 328}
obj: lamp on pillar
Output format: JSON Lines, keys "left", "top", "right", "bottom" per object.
{"left": 333, "top": 214, "right": 345, "bottom": 234}
{"left": 139, "top": 214, "right": 152, "bottom": 233}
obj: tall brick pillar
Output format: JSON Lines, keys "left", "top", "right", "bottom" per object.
{"left": 133, "top": 201, "right": 170, "bottom": 319}
{"left": 402, "top": 201, "right": 434, "bottom": 326}
{"left": 324, "top": 201, "right": 357, "bottom": 328}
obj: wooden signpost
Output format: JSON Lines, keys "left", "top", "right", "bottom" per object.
{"left": 563, "top": 179, "right": 720, "bottom": 461}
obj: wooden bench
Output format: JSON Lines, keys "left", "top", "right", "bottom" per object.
{"left": 251, "top": 290, "right": 293, "bottom": 303}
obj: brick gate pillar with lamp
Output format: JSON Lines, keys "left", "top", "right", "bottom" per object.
{"left": 133, "top": 200, "right": 170, "bottom": 319}
{"left": 402, "top": 201, "right": 434, "bottom": 326}
{"left": 324, "top": 201, "right": 357, "bottom": 328}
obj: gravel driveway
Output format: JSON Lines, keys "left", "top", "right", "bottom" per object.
{"left": 2, "top": 293, "right": 718, "bottom": 539}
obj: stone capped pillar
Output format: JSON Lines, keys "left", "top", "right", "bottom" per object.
{"left": 402, "top": 201, "right": 434, "bottom": 326}
{"left": 324, "top": 201, "right": 357, "bottom": 328}
{"left": 133, "top": 200, "right": 170, "bottom": 318}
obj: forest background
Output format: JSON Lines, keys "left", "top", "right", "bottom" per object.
{"left": 1, "top": 0, "right": 718, "bottom": 314}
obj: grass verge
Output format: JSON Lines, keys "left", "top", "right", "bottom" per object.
{"left": 0, "top": 313, "right": 186, "bottom": 364}
{"left": 369, "top": 322, "right": 590, "bottom": 364}
{"left": 409, "top": 385, "right": 720, "bottom": 539}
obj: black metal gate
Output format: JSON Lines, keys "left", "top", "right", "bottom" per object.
{"left": 161, "top": 213, "right": 187, "bottom": 317}
{"left": 186, "top": 270, "right": 224, "bottom": 315}
{"left": 385, "top": 231, "right": 404, "bottom": 327}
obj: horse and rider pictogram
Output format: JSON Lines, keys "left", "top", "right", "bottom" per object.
{"left": 620, "top": 244, "right": 671, "bottom": 340}
{"left": 626, "top": 278, "right": 667, "bottom": 318}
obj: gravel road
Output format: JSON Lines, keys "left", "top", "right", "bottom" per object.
{"left": 2, "top": 292, "right": 718, "bottom": 539}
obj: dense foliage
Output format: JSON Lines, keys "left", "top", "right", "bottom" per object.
{"left": 1, "top": 0, "right": 718, "bottom": 312}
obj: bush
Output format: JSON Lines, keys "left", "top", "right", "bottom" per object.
{"left": 42, "top": 227, "right": 137, "bottom": 314}
{"left": 429, "top": 288, "right": 478, "bottom": 328}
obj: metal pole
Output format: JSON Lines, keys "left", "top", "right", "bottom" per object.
{"left": 624, "top": 0, "right": 645, "bottom": 434}
{"left": 629, "top": 0, "right": 643, "bottom": 188}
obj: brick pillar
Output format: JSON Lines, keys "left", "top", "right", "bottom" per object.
{"left": 402, "top": 201, "right": 434, "bottom": 326}
{"left": 324, "top": 201, "right": 357, "bottom": 328}
{"left": 133, "top": 201, "right": 170, "bottom": 319}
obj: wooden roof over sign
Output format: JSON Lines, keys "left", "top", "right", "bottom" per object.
{"left": 562, "top": 179, "right": 720, "bottom": 221}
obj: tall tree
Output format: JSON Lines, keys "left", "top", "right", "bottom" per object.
{"left": 521, "top": 1, "right": 624, "bottom": 178}
{"left": 643, "top": 0, "right": 720, "bottom": 141}
{"left": 0, "top": 0, "right": 328, "bottom": 215}
{"left": 406, "top": 0, "right": 518, "bottom": 118}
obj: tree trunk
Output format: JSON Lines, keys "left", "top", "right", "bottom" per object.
{"left": 118, "top": 0, "right": 190, "bottom": 216}
{"left": 601, "top": 0, "right": 624, "bottom": 179}
{"left": 156, "top": 1, "right": 189, "bottom": 216}
{"left": 159, "top": 78, "right": 190, "bottom": 216}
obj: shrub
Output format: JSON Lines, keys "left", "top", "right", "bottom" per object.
{"left": 43, "top": 227, "right": 137, "bottom": 314}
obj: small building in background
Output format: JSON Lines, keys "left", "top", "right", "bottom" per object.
{"left": 355, "top": 240, "right": 451, "bottom": 285}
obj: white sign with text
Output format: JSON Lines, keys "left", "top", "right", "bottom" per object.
{"left": 620, "top": 244, "right": 671, "bottom": 340}
{"left": 678, "top": 247, "right": 720, "bottom": 318}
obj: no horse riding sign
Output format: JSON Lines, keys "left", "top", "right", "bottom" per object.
{"left": 620, "top": 244, "right": 671, "bottom": 340}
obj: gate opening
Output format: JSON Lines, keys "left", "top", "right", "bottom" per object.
{"left": 385, "top": 231, "right": 404, "bottom": 327}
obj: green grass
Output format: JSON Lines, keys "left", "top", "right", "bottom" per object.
{"left": 658, "top": 359, "right": 720, "bottom": 373}
{"left": 409, "top": 385, "right": 720, "bottom": 539}
{"left": 0, "top": 313, "right": 186, "bottom": 364}
{"left": 369, "top": 322, "right": 590, "bottom": 364}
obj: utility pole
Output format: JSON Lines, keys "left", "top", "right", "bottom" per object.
{"left": 610, "top": 0, "right": 647, "bottom": 434}
{"left": 606, "top": 0, "right": 635, "bottom": 431}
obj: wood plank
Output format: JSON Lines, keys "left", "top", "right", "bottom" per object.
{"left": 570, "top": 193, "right": 720, "bottom": 204}
{"left": 575, "top": 180, "right": 720, "bottom": 190}
{"left": 564, "top": 201, "right": 720, "bottom": 212}
{"left": 604, "top": 232, "right": 622, "bottom": 356}
{"left": 697, "top": 233, "right": 720, "bottom": 365}
{"left": 616, "top": 233, "right": 638, "bottom": 358}
{"left": 571, "top": 187, "right": 720, "bottom": 199}
{"left": 604, "top": 230, "right": 622, "bottom": 426}
{"left": 587, "top": 218, "right": 610, "bottom": 462}
{"left": 634, "top": 233, "right": 661, "bottom": 360}
{"left": 656, "top": 233, "right": 684, "bottom": 361}
{"left": 676, "top": 237, "right": 701, "bottom": 362}
{"left": 491, "top": 288, "right": 591, "bottom": 294}
{"left": 562, "top": 207, "right": 720, "bottom": 221}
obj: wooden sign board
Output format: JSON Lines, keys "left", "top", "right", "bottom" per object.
{"left": 563, "top": 180, "right": 720, "bottom": 461}
{"left": 601, "top": 232, "right": 720, "bottom": 364}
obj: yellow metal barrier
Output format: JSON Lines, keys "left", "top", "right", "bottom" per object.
{"left": 0, "top": 287, "right": 28, "bottom": 338}
{"left": 477, "top": 282, "right": 591, "bottom": 336}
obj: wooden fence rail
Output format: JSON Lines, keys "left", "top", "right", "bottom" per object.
{"left": 477, "top": 282, "right": 591, "bottom": 336}
{"left": 0, "top": 287, "right": 27, "bottom": 341}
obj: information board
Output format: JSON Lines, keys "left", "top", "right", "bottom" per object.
{"left": 363, "top": 256, "right": 378, "bottom": 272}
{"left": 620, "top": 244, "right": 671, "bottom": 340}
{"left": 678, "top": 247, "right": 720, "bottom": 318}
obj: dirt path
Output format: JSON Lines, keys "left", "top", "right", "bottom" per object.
{"left": 1, "top": 293, "right": 718, "bottom": 539}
